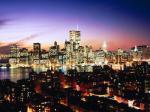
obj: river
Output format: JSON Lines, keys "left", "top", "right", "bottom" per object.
{"left": 0, "top": 67, "right": 49, "bottom": 82}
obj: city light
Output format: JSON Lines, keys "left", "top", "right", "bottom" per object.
{"left": 0, "top": 0, "right": 150, "bottom": 112}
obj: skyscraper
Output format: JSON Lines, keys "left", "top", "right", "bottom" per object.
{"left": 49, "top": 41, "right": 59, "bottom": 56}
{"left": 19, "top": 48, "right": 29, "bottom": 66}
{"left": 69, "top": 30, "right": 81, "bottom": 65}
{"left": 33, "top": 43, "right": 41, "bottom": 64}
{"left": 69, "top": 30, "right": 81, "bottom": 51}
{"left": 9, "top": 44, "right": 19, "bottom": 66}
{"left": 10, "top": 44, "right": 19, "bottom": 58}
{"left": 145, "top": 74, "right": 150, "bottom": 112}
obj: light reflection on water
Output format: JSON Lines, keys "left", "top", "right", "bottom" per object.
{"left": 0, "top": 66, "right": 67, "bottom": 82}
{"left": 0, "top": 68, "right": 31, "bottom": 82}
{"left": 0, "top": 67, "right": 50, "bottom": 82}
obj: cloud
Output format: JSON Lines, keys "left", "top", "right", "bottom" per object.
{"left": 0, "top": 33, "right": 40, "bottom": 54}
{"left": 0, "top": 18, "right": 11, "bottom": 28}
{"left": 15, "top": 34, "right": 40, "bottom": 49}
{"left": 15, "top": 34, "right": 39, "bottom": 44}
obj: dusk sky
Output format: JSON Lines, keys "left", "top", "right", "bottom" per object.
{"left": 0, "top": 0, "right": 150, "bottom": 53}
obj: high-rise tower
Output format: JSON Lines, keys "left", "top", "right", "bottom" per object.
{"left": 69, "top": 30, "right": 81, "bottom": 51}
{"left": 9, "top": 44, "right": 19, "bottom": 66}
{"left": 33, "top": 43, "right": 41, "bottom": 60}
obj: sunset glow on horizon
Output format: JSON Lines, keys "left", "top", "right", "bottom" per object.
{"left": 0, "top": 0, "right": 150, "bottom": 53}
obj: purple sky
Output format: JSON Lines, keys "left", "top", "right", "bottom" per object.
{"left": 0, "top": 0, "right": 150, "bottom": 53}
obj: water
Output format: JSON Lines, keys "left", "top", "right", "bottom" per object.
{"left": 0, "top": 67, "right": 32, "bottom": 82}
{"left": 0, "top": 66, "right": 68, "bottom": 82}
{"left": 0, "top": 66, "right": 56, "bottom": 82}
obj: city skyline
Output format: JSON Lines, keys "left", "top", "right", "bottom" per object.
{"left": 0, "top": 1, "right": 150, "bottom": 111}
{"left": 0, "top": 0, "right": 150, "bottom": 54}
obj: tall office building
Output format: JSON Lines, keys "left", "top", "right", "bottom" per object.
{"left": 69, "top": 30, "right": 81, "bottom": 66}
{"left": 69, "top": 30, "right": 81, "bottom": 51}
{"left": 49, "top": 41, "right": 59, "bottom": 56}
{"left": 33, "top": 43, "right": 41, "bottom": 64}
{"left": 49, "top": 41, "right": 60, "bottom": 69}
{"left": 10, "top": 44, "right": 19, "bottom": 58}
{"left": 131, "top": 46, "right": 142, "bottom": 61}
{"left": 19, "top": 48, "right": 29, "bottom": 66}
{"left": 65, "top": 40, "right": 72, "bottom": 65}
{"left": 40, "top": 49, "right": 49, "bottom": 65}
{"left": 131, "top": 45, "right": 150, "bottom": 62}
{"left": 145, "top": 74, "right": 150, "bottom": 112}
{"left": 9, "top": 44, "right": 19, "bottom": 66}
{"left": 94, "top": 49, "right": 106, "bottom": 65}
{"left": 116, "top": 48, "right": 124, "bottom": 64}
{"left": 33, "top": 43, "right": 41, "bottom": 59}
{"left": 77, "top": 46, "right": 84, "bottom": 64}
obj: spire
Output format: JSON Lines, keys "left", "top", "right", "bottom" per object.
{"left": 102, "top": 41, "right": 107, "bottom": 52}
{"left": 134, "top": 45, "right": 138, "bottom": 52}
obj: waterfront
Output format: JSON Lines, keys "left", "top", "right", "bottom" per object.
{"left": 0, "top": 67, "right": 49, "bottom": 82}
{"left": 0, "top": 68, "right": 31, "bottom": 82}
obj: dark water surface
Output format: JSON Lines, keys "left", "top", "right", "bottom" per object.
{"left": 0, "top": 66, "right": 66, "bottom": 82}
{"left": 0, "top": 68, "right": 32, "bottom": 82}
